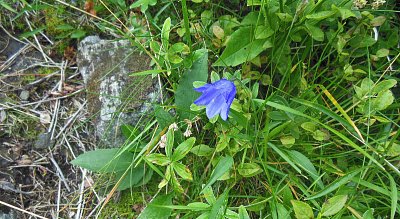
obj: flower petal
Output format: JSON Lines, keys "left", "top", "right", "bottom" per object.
{"left": 194, "top": 83, "right": 212, "bottom": 92}
{"left": 194, "top": 89, "right": 219, "bottom": 106}
{"left": 219, "top": 102, "right": 229, "bottom": 120}
{"left": 206, "top": 94, "right": 225, "bottom": 119}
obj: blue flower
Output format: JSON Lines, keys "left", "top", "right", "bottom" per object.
{"left": 194, "top": 79, "right": 236, "bottom": 121}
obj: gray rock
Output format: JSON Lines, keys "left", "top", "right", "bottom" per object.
{"left": 34, "top": 132, "right": 51, "bottom": 149}
{"left": 19, "top": 90, "right": 29, "bottom": 101}
{"left": 77, "top": 36, "right": 160, "bottom": 147}
{"left": 0, "top": 210, "right": 16, "bottom": 219}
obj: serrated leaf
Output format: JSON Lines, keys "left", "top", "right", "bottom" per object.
{"left": 175, "top": 49, "right": 208, "bottom": 120}
{"left": 214, "top": 27, "right": 265, "bottom": 67}
{"left": 291, "top": 200, "right": 314, "bottom": 219}
{"left": 70, "top": 148, "right": 133, "bottom": 173}
{"left": 321, "top": 195, "right": 348, "bottom": 216}
{"left": 172, "top": 137, "right": 196, "bottom": 161}
{"left": 173, "top": 162, "right": 193, "bottom": 181}
{"left": 238, "top": 163, "right": 263, "bottom": 177}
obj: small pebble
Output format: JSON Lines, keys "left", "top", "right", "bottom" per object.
{"left": 19, "top": 90, "right": 29, "bottom": 101}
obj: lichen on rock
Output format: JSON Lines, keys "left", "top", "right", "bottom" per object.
{"left": 77, "top": 36, "right": 160, "bottom": 147}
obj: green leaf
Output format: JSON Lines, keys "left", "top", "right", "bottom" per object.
{"left": 172, "top": 162, "right": 193, "bottom": 181}
{"left": 175, "top": 49, "right": 208, "bottom": 120}
{"left": 312, "top": 130, "right": 328, "bottom": 141}
{"left": 306, "top": 11, "right": 336, "bottom": 20}
{"left": 191, "top": 144, "right": 214, "bottom": 157}
{"left": 288, "top": 150, "right": 324, "bottom": 189}
{"left": 280, "top": 135, "right": 295, "bottom": 146}
{"left": 305, "top": 21, "right": 324, "bottom": 41}
{"left": 291, "top": 200, "right": 314, "bottom": 219}
{"left": 19, "top": 27, "right": 46, "bottom": 39}
{"left": 129, "top": 0, "right": 157, "bottom": 13}
{"left": 171, "top": 172, "right": 184, "bottom": 193}
{"left": 154, "top": 106, "right": 174, "bottom": 129}
{"left": 255, "top": 25, "right": 275, "bottom": 39}
{"left": 202, "top": 156, "right": 234, "bottom": 193}
{"left": 166, "top": 128, "right": 174, "bottom": 158}
{"left": 172, "top": 137, "right": 196, "bottom": 161}
{"left": 373, "top": 90, "right": 394, "bottom": 110}
{"left": 306, "top": 169, "right": 361, "bottom": 200}
{"left": 373, "top": 79, "right": 397, "bottom": 94}
{"left": 210, "top": 190, "right": 229, "bottom": 219}
{"left": 321, "top": 195, "right": 348, "bottom": 216}
{"left": 276, "top": 13, "right": 293, "bottom": 22}
{"left": 370, "top": 16, "right": 386, "bottom": 26}
{"left": 137, "top": 194, "right": 173, "bottom": 219}
{"left": 213, "top": 27, "right": 265, "bottom": 67}
{"left": 238, "top": 163, "right": 263, "bottom": 177}
{"left": 216, "top": 135, "right": 229, "bottom": 152}
{"left": 376, "top": 48, "right": 389, "bottom": 58}
{"left": 239, "top": 205, "right": 250, "bottom": 219}
{"left": 161, "top": 17, "right": 171, "bottom": 51}
{"left": 388, "top": 174, "right": 398, "bottom": 219}
{"left": 0, "top": 1, "right": 17, "bottom": 13}
{"left": 146, "top": 153, "right": 171, "bottom": 166}
{"left": 70, "top": 148, "right": 133, "bottom": 173}
{"left": 187, "top": 202, "right": 210, "bottom": 211}
{"left": 301, "top": 122, "right": 316, "bottom": 132}
{"left": 116, "top": 164, "right": 151, "bottom": 191}
{"left": 70, "top": 29, "right": 86, "bottom": 39}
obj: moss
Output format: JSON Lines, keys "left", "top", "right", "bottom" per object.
{"left": 99, "top": 190, "right": 144, "bottom": 219}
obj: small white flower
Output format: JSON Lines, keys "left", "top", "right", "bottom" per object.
{"left": 159, "top": 134, "right": 167, "bottom": 148}
{"left": 183, "top": 129, "right": 192, "bottom": 137}
{"left": 169, "top": 123, "right": 178, "bottom": 131}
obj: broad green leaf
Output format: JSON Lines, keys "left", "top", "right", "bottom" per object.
{"left": 332, "top": 5, "right": 356, "bottom": 20}
{"left": 306, "top": 170, "right": 361, "bottom": 200}
{"left": 71, "top": 148, "right": 133, "bottom": 173}
{"left": 376, "top": 48, "right": 389, "bottom": 58}
{"left": 301, "top": 122, "right": 316, "bottom": 132}
{"left": 291, "top": 200, "right": 314, "bottom": 219}
{"left": 255, "top": 25, "right": 274, "bottom": 39}
{"left": 280, "top": 135, "right": 295, "bottom": 146}
{"left": 216, "top": 135, "right": 229, "bottom": 152}
{"left": 171, "top": 172, "right": 184, "bottom": 193}
{"left": 172, "top": 137, "right": 196, "bottom": 161}
{"left": 370, "top": 16, "right": 386, "bottom": 26}
{"left": 210, "top": 190, "right": 229, "bottom": 219}
{"left": 161, "top": 17, "right": 171, "bottom": 51}
{"left": 202, "top": 185, "right": 217, "bottom": 204}
{"left": 373, "top": 90, "right": 394, "bottom": 110}
{"left": 202, "top": 156, "right": 234, "bottom": 193}
{"left": 172, "top": 162, "right": 193, "bottom": 181}
{"left": 137, "top": 194, "right": 173, "bottom": 219}
{"left": 146, "top": 153, "right": 170, "bottom": 166}
{"left": 321, "top": 195, "right": 348, "bottom": 216}
{"left": 362, "top": 209, "right": 374, "bottom": 219}
{"left": 175, "top": 49, "right": 208, "bottom": 120}
{"left": 306, "top": 11, "right": 336, "bottom": 20}
{"left": 191, "top": 144, "right": 214, "bottom": 157}
{"left": 239, "top": 205, "right": 250, "bottom": 219}
{"left": 305, "top": 21, "right": 324, "bottom": 41}
{"left": 276, "top": 13, "right": 293, "bottom": 22}
{"left": 312, "top": 130, "right": 328, "bottom": 141}
{"left": 214, "top": 27, "right": 265, "bottom": 67}
{"left": 211, "top": 71, "right": 220, "bottom": 83}
{"left": 129, "top": 0, "right": 157, "bottom": 13}
{"left": 349, "top": 35, "right": 376, "bottom": 48}
{"left": 116, "top": 165, "right": 152, "bottom": 190}
{"left": 154, "top": 106, "right": 174, "bottom": 129}
{"left": 373, "top": 79, "right": 397, "bottom": 94}
{"left": 238, "top": 163, "right": 263, "bottom": 177}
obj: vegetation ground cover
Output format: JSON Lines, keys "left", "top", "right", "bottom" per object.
{"left": 0, "top": 0, "right": 399, "bottom": 218}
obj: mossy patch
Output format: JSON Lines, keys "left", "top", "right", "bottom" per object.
{"left": 99, "top": 190, "right": 144, "bottom": 219}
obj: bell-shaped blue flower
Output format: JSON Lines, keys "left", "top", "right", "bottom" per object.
{"left": 193, "top": 79, "right": 236, "bottom": 121}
